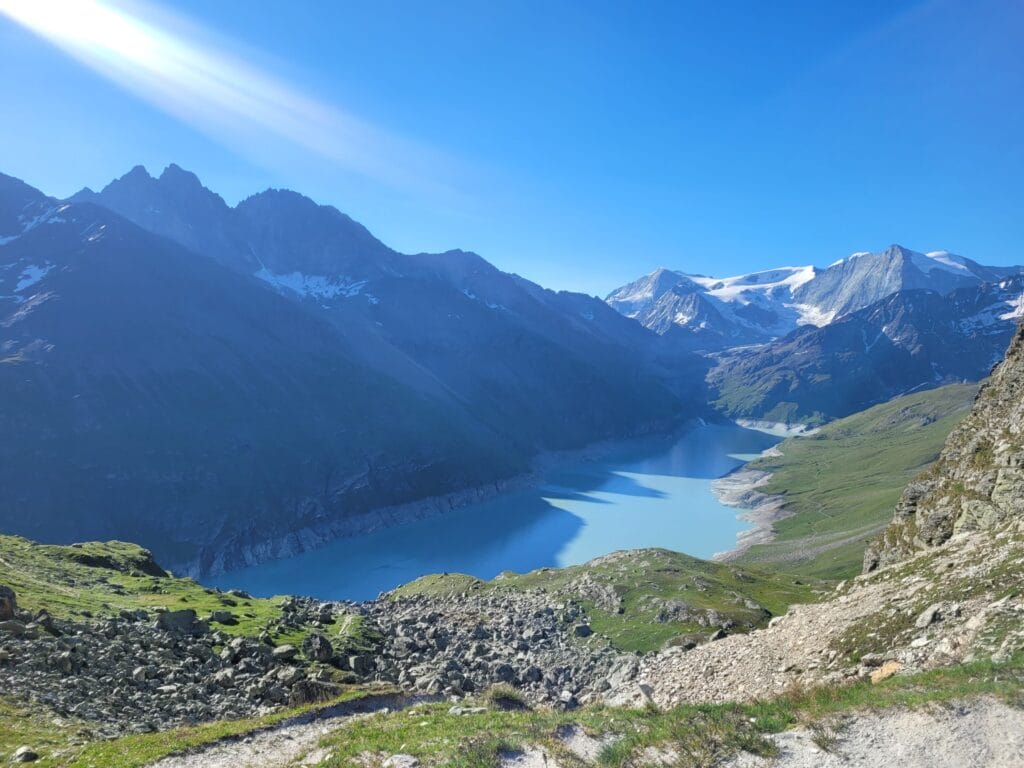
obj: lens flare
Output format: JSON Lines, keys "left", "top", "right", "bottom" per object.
{"left": 0, "top": 0, "right": 448, "bottom": 192}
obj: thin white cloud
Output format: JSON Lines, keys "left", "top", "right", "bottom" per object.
{"left": 0, "top": 0, "right": 455, "bottom": 196}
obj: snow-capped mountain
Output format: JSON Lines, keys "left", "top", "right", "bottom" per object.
{"left": 707, "top": 276, "right": 1024, "bottom": 424}
{"left": 607, "top": 245, "right": 1024, "bottom": 349}
{"left": 605, "top": 266, "right": 818, "bottom": 349}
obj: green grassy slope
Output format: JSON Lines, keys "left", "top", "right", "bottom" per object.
{"left": 735, "top": 383, "right": 978, "bottom": 581}
{"left": 392, "top": 549, "right": 818, "bottom": 653}
{"left": 0, "top": 534, "right": 390, "bottom": 766}
{"left": 0, "top": 535, "right": 383, "bottom": 660}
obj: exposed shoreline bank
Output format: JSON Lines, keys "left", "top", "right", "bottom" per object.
{"left": 178, "top": 418, "right": 703, "bottom": 581}
{"left": 710, "top": 428, "right": 800, "bottom": 561}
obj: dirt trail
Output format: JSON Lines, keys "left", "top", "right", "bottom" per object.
{"left": 147, "top": 694, "right": 427, "bottom": 768}
{"left": 726, "top": 697, "right": 1024, "bottom": 768}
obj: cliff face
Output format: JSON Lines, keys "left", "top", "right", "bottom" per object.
{"left": 865, "top": 321, "right": 1024, "bottom": 571}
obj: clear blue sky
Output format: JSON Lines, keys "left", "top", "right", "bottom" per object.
{"left": 1, "top": 0, "right": 1021, "bottom": 295}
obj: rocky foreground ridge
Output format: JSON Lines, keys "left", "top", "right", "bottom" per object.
{"left": 1, "top": 542, "right": 797, "bottom": 742}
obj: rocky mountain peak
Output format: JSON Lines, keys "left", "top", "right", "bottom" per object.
{"left": 865, "top": 320, "right": 1024, "bottom": 571}
{"left": 158, "top": 162, "right": 207, "bottom": 192}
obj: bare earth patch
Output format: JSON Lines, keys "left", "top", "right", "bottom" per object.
{"left": 726, "top": 698, "right": 1024, "bottom": 768}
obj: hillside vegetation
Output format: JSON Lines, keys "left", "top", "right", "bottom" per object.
{"left": 392, "top": 548, "right": 817, "bottom": 654}
{"left": 734, "top": 383, "right": 978, "bottom": 580}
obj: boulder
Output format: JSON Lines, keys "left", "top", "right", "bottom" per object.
{"left": 870, "top": 660, "right": 902, "bottom": 684}
{"left": 0, "top": 586, "right": 16, "bottom": 621}
{"left": 0, "top": 620, "right": 27, "bottom": 637}
{"left": 156, "top": 609, "right": 208, "bottom": 636}
{"left": 302, "top": 632, "right": 334, "bottom": 663}
{"left": 11, "top": 746, "right": 39, "bottom": 763}
{"left": 349, "top": 654, "right": 374, "bottom": 676}
{"left": 288, "top": 679, "right": 343, "bottom": 706}
{"left": 915, "top": 603, "right": 943, "bottom": 629}
{"left": 272, "top": 644, "right": 298, "bottom": 661}
{"left": 382, "top": 755, "right": 420, "bottom": 768}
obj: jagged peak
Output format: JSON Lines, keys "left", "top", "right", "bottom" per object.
{"left": 159, "top": 163, "right": 204, "bottom": 189}
{"left": 123, "top": 164, "right": 153, "bottom": 181}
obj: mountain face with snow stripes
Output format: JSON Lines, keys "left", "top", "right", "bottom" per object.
{"left": 607, "top": 245, "right": 1023, "bottom": 351}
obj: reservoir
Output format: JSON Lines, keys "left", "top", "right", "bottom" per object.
{"left": 211, "top": 422, "right": 786, "bottom": 600}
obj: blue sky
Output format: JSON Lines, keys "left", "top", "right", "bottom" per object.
{"left": 1, "top": 0, "right": 1021, "bottom": 295}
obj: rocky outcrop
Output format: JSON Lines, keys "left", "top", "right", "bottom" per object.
{"left": 0, "top": 602, "right": 349, "bottom": 735}
{"left": 0, "top": 586, "right": 636, "bottom": 735}
{"left": 0, "top": 585, "right": 15, "bottom": 621}
{"left": 864, "top": 321, "right": 1024, "bottom": 571}
{"left": 612, "top": 520, "right": 1024, "bottom": 708}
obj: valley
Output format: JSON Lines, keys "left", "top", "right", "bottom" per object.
{"left": 208, "top": 422, "right": 789, "bottom": 601}
{"left": 1, "top": 3, "right": 1020, "bottom": 764}
{"left": 1, "top": 168, "right": 1022, "bottom": 768}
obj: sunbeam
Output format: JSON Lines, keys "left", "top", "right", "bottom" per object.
{"left": 0, "top": 0, "right": 451, "bottom": 194}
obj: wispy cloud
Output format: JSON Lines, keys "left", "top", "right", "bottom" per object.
{"left": 0, "top": 0, "right": 456, "bottom": 196}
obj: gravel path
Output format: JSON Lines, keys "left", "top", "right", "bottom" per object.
{"left": 147, "top": 694, "right": 422, "bottom": 768}
{"left": 611, "top": 526, "right": 1024, "bottom": 708}
{"left": 726, "top": 698, "right": 1024, "bottom": 768}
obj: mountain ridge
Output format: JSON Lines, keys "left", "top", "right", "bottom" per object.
{"left": 607, "top": 246, "right": 1024, "bottom": 350}
{"left": 1, "top": 168, "right": 703, "bottom": 574}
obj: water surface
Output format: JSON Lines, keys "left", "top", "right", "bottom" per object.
{"left": 211, "top": 423, "right": 784, "bottom": 600}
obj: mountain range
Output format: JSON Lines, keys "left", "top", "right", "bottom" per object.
{"left": 609, "top": 246, "right": 1024, "bottom": 422}
{"left": 4, "top": 162, "right": 1022, "bottom": 571}
{"left": 0, "top": 166, "right": 703, "bottom": 574}
{"left": 607, "top": 245, "right": 1022, "bottom": 350}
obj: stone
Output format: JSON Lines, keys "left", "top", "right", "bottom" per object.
{"left": 0, "top": 620, "right": 27, "bottom": 637}
{"left": 10, "top": 746, "right": 39, "bottom": 763}
{"left": 572, "top": 624, "right": 593, "bottom": 638}
{"left": 276, "top": 666, "right": 303, "bottom": 685}
{"left": 0, "top": 586, "right": 16, "bottom": 621}
{"left": 492, "top": 663, "right": 515, "bottom": 682}
{"left": 349, "top": 654, "right": 374, "bottom": 676}
{"left": 870, "top": 660, "right": 902, "bottom": 684}
{"left": 915, "top": 603, "right": 944, "bottom": 629}
{"left": 382, "top": 755, "right": 420, "bottom": 768}
{"left": 156, "top": 609, "right": 207, "bottom": 636}
{"left": 272, "top": 644, "right": 298, "bottom": 661}
{"left": 207, "top": 610, "right": 237, "bottom": 626}
{"left": 302, "top": 632, "right": 334, "bottom": 663}
{"left": 289, "top": 679, "right": 342, "bottom": 706}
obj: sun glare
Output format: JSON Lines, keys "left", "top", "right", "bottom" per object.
{"left": 0, "top": 0, "right": 447, "bottom": 193}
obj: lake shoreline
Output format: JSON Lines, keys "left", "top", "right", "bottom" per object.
{"left": 181, "top": 418, "right": 705, "bottom": 581}
{"left": 710, "top": 445, "right": 794, "bottom": 562}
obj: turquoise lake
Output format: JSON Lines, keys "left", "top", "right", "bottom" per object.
{"left": 211, "top": 422, "right": 785, "bottom": 601}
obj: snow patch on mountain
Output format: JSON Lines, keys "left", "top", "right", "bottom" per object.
{"left": 790, "top": 303, "right": 836, "bottom": 327}
{"left": 689, "top": 265, "right": 816, "bottom": 302}
{"left": 914, "top": 250, "right": 972, "bottom": 275}
{"left": 16, "top": 263, "right": 53, "bottom": 293}
{"left": 1, "top": 204, "right": 71, "bottom": 246}
{"left": 254, "top": 268, "right": 367, "bottom": 299}
{"left": 1000, "top": 293, "right": 1024, "bottom": 321}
